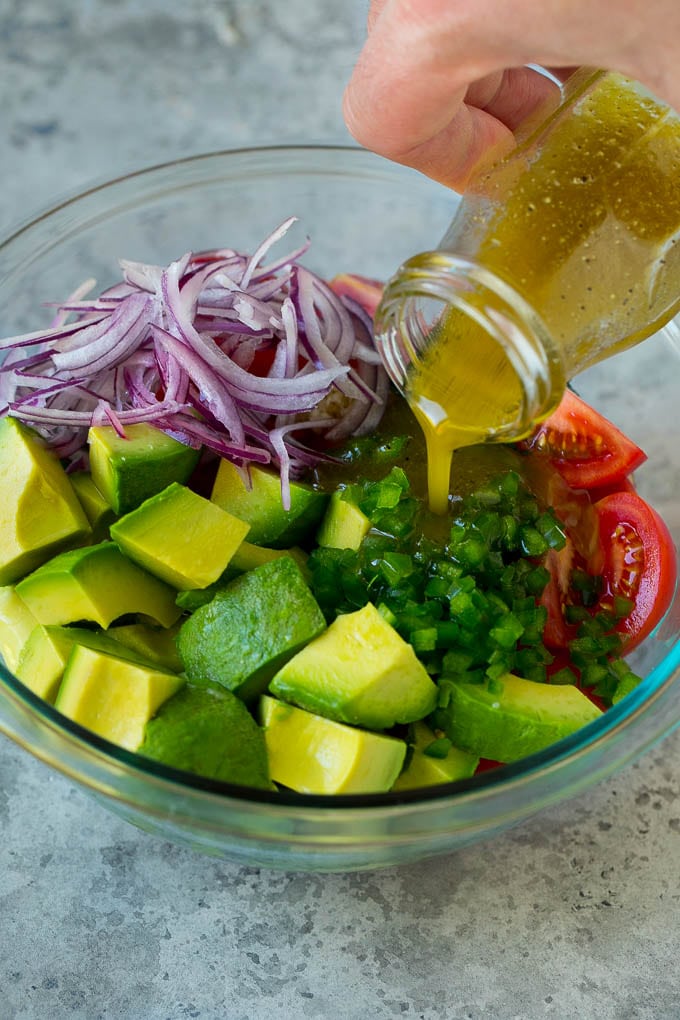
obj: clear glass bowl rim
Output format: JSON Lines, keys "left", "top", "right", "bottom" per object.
{"left": 1, "top": 144, "right": 679, "bottom": 842}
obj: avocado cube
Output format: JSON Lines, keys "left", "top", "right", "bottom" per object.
{"left": 229, "top": 541, "right": 309, "bottom": 576}
{"left": 14, "top": 623, "right": 160, "bottom": 704}
{"left": 0, "top": 585, "right": 39, "bottom": 673}
{"left": 391, "top": 722, "right": 479, "bottom": 791}
{"left": 174, "top": 547, "right": 309, "bottom": 613}
{"left": 55, "top": 644, "right": 184, "bottom": 750}
{"left": 270, "top": 602, "right": 438, "bottom": 731}
{"left": 210, "top": 460, "right": 328, "bottom": 548}
{"left": 260, "top": 695, "right": 406, "bottom": 794}
{"left": 433, "top": 673, "right": 603, "bottom": 763}
{"left": 70, "top": 471, "right": 118, "bottom": 540}
{"left": 0, "top": 417, "right": 90, "bottom": 585}
{"left": 106, "top": 622, "right": 183, "bottom": 673}
{"left": 177, "top": 556, "right": 326, "bottom": 701}
{"left": 316, "top": 490, "right": 371, "bottom": 551}
{"left": 14, "top": 625, "right": 68, "bottom": 703}
{"left": 175, "top": 581, "right": 231, "bottom": 614}
{"left": 139, "top": 685, "right": 271, "bottom": 789}
{"left": 15, "top": 541, "right": 182, "bottom": 629}
{"left": 88, "top": 423, "right": 201, "bottom": 515}
{"left": 110, "top": 482, "right": 250, "bottom": 590}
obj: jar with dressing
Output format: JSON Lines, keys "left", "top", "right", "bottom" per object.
{"left": 374, "top": 68, "right": 680, "bottom": 513}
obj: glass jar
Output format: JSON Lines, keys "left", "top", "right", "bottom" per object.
{"left": 374, "top": 68, "right": 680, "bottom": 511}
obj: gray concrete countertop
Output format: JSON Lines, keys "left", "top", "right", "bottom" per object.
{"left": 2, "top": 4, "right": 679, "bottom": 1017}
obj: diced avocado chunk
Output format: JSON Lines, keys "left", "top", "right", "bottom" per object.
{"left": 15, "top": 541, "right": 181, "bottom": 629}
{"left": 229, "top": 541, "right": 308, "bottom": 575}
{"left": 139, "top": 685, "right": 271, "bottom": 788}
{"left": 175, "top": 546, "right": 309, "bottom": 612}
{"left": 106, "top": 622, "right": 183, "bottom": 673}
{"left": 55, "top": 644, "right": 183, "bottom": 750}
{"left": 177, "top": 556, "right": 326, "bottom": 701}
{"left": 210, "top": 460, "right": 328, "bottom": 548}
{"left": 70, "top": 472, "right": 117, "bottom": 540}
{"left": 14, "top": 625, "right": 68, "bottom": 703}
{"left": 392, "top": 722, "right": 479, "bottom": 791}
{"left": 110, "top": 482, "right": 250, "bottom": 590}
{"left": 88, "top": 423, "right": 201, "bottom": 515}
{"left": 433, "top": 673, "right": 603, "bottom": 763}
{"left": 270, "top": 602, "right": 438, "bottom": 730}
{"left": 0, "top": 585, "right": 39, "bottom": 673}
{"left": 260, "top": 694, "right": 406, "bottom": 794}
{"left": 14, "top": 623, "right": 157, "bottom": 703}
{"left": 0, "top": 417, "right": 90, "bottom": 585}
{"left": 316, "top": 490, "right": 371, "bottom": 550}
{"left": 175, "top": 582, "right": 230, "bottom": 614}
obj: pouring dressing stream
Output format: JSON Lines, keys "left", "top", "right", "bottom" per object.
{"left": 374, "top": 68, "right": 680, "bottom": 513}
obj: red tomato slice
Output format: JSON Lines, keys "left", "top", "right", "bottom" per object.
{"left": 595, "top": 491, "right": 677, "bottom": 651}
{"left": 541, "top": 542, "right": 578, "bottom": 649}
{"left": 329, "top": 273, "right": 384, "bottom": 318}
{"left": 474, "top": 758, "right": 503, "bottom": 774}
{"left": 523, "top": 455, "right": 603, "bottom": 571}
{"left": 522, "top": 389, "right": 647, "bottom": 489}
{"left": 587, "top": 474, "right": 637, "bottom": 503}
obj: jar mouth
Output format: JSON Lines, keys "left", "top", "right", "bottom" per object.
{"left": 374, "top": 251, "right": 567, "bottom": 442}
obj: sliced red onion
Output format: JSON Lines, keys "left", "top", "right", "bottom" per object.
{"left": 48, "top": 278, "right": 97, "bottom": 327}
{"left": 0, "top": 220, "right": 389, "bottom": 485}
{"left": 269, "top": 417, "right": 336, "bottom": 510}
{"left": 241, "top": 216, "right": 297, "bottom": 289}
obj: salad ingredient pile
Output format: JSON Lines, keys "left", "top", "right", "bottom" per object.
{"left": 0, "top": 228, "right": 676, "bottom": 796}
{"left": 0, "top": 220, "right": 388, "bottom": 509}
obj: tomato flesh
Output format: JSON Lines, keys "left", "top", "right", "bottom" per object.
{"left": 523, "top": 389, "right": 647, "bottom": 489}
{"left": 595, "top": 491, "right": 677, "bottom": 651}
{"left": 587, "top": 475, "right": 637, "bottom": 503}
{"left": 329, "top": 273, "right": 384, "bottom": 318}
{"left": 541, "top": 544, "right": 577, "bottom": 649}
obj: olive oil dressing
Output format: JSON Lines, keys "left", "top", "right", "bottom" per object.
{"left": 375, "top": 69, "right": 680, "bottom": 512}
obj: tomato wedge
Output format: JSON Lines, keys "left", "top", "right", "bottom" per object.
{"left": 523, "top": 389, "right": 647, "bottom": 489}
{"left": 541, "top": 543, "right": 577, "bottom": 649}
{"left": 587, "top": 475, "right": 637, "bottom": 503}
{"left": 329, "top": 273, "right": 384, "bottom": 318}
{"left": 523, "top": 455, "right": 603, "bottom": 570}
{"left": 594, "top": 491, "right": 677, "bottom": 651}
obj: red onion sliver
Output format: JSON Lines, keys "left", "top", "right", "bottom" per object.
{"left": 0, "top": 221, "right": 389, "bottom": 486}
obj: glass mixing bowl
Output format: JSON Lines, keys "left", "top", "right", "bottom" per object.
{"left": 1, "top": 146, "right": 679, "bottom": 872}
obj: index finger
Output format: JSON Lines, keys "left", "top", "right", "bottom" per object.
{"left": 344, "top": 3, "right": 560, "bottom": 188}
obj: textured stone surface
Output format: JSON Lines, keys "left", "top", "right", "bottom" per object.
{"left": 2, "top": 3, "right": 680, "bottom": 1018}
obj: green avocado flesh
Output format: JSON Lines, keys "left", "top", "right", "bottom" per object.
{"left": 88, "top": 423, "right": 201, "bottom": 515}
{"left": 110, "top": 482, "right": 250, "bottom": 590}
{"left": 260, "top": 695, "right": 405, "bottom": 794}
{"left": 210, "top": 461, "right": 328, "bottom": 548}
{"left": 139, "top": 685, "right": 271, "bottom": 788}
{"left": 0, "top": 418, "right": 90, "bottom": 585}
{"left": 433, "top": 673, "right": 603, "bottom": 762}
{"left": 14, "top": 623, "right": 162, "bottom": 703}
{"left": 0, "top": 585, "right": 39, "bottom": 673}
{"left": 178, "top": 556, "right": 326, "bottom": 701}
{"left": 55, "top": 644, "right": 184, "bottom": 750}
{"left": 70, "top": 471, "right": 118, "bottom": 539}
{"left": 270, "top": 602, "right": 438, "bottom": 731}
{"left": 15, "top": 541, "right": 181, "bottom": 629}
{"left": 106, "top": 622, "right": 183, "bottom": 673}
{"left": 392, "top": 722, "right": 479, "bottom": 791}
{"left": 316, "top": 490, "right": 371, "bottom": 551}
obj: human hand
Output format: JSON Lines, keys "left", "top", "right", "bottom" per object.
{"left": 343, "top": 0, "right": 680, "bottom": 191}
